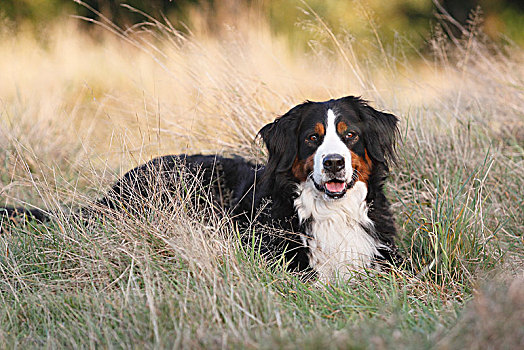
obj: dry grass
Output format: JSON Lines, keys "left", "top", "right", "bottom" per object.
{"left": 0, "top": 4, "right": 523, "bottom": 348}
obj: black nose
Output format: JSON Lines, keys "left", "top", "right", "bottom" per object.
{"left": 323, "top": 154, "right": 345, "bottom": 173}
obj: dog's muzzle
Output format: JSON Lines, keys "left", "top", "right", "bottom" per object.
{"left": 323, "top": 154, "right": 345, "bottom": 174}
{"left": 310, "top": 153, "right": 356, "bottom": 199}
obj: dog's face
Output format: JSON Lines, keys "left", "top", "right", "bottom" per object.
{"left": 259, "top": 96, "right": 398, "bottom": 199}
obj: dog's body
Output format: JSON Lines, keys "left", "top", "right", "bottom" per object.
{"left": 2, "top": 96, "right": 400, "bottom": 281}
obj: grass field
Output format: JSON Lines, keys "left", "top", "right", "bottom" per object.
{"left": 0, "top": 7, "right": 523, "bottom": 349}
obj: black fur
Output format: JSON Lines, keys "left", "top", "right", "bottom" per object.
{"left": 2, "top": 96, "right": 400, "bottom": 276}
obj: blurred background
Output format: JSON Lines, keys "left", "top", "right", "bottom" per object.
{"left": 2, "top": 0, "right": 523, "bottom": 48}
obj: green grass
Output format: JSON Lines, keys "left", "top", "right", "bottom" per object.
{"left": 0, "top": 220, "right": 452, "bottom": 348}
{"left": 1, "top": 213, "right": 520, "bottom": 348}
{"left": 1, "top": 6, "right": 523, "bottom": 349}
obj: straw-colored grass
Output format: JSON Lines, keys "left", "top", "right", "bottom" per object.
{"left": 0, "top": 5, "right": 522, "bottom": 348}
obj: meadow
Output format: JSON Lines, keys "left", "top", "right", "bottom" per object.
{"left": 0, "top": 5, "right": 522, "bottom": 348}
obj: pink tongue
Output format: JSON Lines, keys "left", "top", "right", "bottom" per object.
{"left": 325, "top": 181, "right": 346, "bottom": 193}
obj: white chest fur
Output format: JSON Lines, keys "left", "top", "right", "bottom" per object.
{"left": 294, "top": 180, "right": 380, "bottom": 281}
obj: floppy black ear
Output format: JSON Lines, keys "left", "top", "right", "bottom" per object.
{"left": 361, "top": 104, "right": 399, "bottom": 167}
{"left": 258, "top": 103, "right": 305, "bottom": 177}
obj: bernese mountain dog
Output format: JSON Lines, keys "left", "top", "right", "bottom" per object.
{"left": 2, "top": 96, "right": 400, "bottom": 281}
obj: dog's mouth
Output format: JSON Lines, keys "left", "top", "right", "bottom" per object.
{"left": 324, "top": 180, "right": 347, "bottom": 198}
{"left": 311, "top": 176, "right": 356, "bottom": 199}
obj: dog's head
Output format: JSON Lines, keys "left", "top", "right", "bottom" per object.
{"left": 259, "top": 96, "right": 399, "bottom": 199}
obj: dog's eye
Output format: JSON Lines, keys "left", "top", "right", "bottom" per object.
{"left": 308, "top": 134, "right": 319, "bottom": 142}
{"left": 344, "top": 132, "right": 356, "bottom": 140}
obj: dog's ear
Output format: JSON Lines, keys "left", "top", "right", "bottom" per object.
{"left": 258, "top": 103, "right": 306, "bottom": 176}
{"left": 361, "top": 104, "right": 399, "bottom": 167}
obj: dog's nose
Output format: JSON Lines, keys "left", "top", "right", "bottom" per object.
{"left": 323, "top": 154, "right": 345, "bottom": 173}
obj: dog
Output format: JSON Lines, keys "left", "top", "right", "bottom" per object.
{"left": 2, "top": 96, "right": 400, "bottom": 281}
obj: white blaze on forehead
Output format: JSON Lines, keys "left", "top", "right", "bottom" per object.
{"left": 312, "top": 109, "right": 353, "bottom": 184}
{"left": 323, "top": 109, "right": 347, "bottom": 152}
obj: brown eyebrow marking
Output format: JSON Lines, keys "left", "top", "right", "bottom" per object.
{"left": 337, "top": 121, "right": 348, "bottom": 134}
{"left": 314, "top": 122, "right": 325, "bottom": 136}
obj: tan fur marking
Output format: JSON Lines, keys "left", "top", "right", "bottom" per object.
{"left": 314, "top": 122, "right": 325, "bottom": 136}
{"left": 292, "top": 154, "right": 315, "bottom": 182}
{"left": 351, "top": 150, "right": 372, "bottom": 183}
{"left": 337, "top": 122, "right": 348, "bottom": 134}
